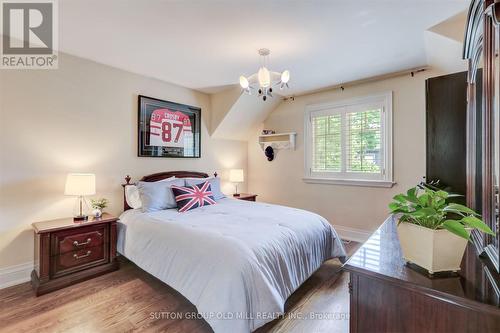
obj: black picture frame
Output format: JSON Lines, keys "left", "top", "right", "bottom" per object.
{"left": 138, "top": 95, "right": 201, "bottom": 158}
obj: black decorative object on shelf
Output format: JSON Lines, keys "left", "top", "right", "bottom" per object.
{"left": 265, "top": 146, "right": 274, "bottom": 161}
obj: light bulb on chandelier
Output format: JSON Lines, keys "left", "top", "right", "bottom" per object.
{"left": 239, "top": 48, "right": 290, "bottom": 101}
{"left": 239, "top": 76, "right": 249, "bottom": 89}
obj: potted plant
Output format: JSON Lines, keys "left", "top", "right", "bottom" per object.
{"left": 90, "top": 198, "right": 108, "bottom": 218}
{"left": 389, "top": 185, "right": 494, "bottom": 274}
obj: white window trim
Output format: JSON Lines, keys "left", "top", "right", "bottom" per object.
{"left": 303, "top": 91, "right": 395, "bottom": 187}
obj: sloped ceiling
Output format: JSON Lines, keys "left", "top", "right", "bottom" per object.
{"left": 425, "top": 10, "right": 468, "bottom": 74}
{"left": 428, "top": 11, "right": 468, "bottom": 43}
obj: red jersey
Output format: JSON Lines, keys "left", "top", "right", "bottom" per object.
{"left": 149, "top": 109, "right": 192, "bottom": 148}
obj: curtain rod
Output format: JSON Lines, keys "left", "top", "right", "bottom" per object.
{"left": 284, "top": 66, "right": 429, "bottom": 101}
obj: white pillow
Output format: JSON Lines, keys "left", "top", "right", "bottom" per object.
{"left": 125, "top": 185, "right": 142, "bottom": 209}
{"left": 125, "top": 176, "right": 175, "bottom": 209}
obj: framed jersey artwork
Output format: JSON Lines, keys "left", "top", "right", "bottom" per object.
{"left": 138, "top": 95, "right": 201, "bottom": 158}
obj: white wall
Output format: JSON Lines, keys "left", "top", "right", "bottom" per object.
{"left": 0, "top": 53, "right": 247, "bottom": 272}
{"left": 247, "top": 68, "right": 462, "bottom": 238}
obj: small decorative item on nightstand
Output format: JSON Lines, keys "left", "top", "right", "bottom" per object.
{"left": 31, "top": 213, "right": 119, "bottom": 296}
{"left": 90, "top": 198, "right": 108, "bottom": 218}
{"left": 64, "top": 173, "right": 96, "bottom": 221}
{"left": 229, "top": 169, "right": 244, "bottom": 197}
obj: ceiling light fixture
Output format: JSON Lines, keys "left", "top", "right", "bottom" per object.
{"left": 239, "top": 48, "right": 290, "bottom": 101}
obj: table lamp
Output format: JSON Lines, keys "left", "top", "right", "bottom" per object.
{"left": 229, "top": 169, "right": 244, "bottom": 197}
{"left": 65, "top": 173, "right": 96, "bottom": 221}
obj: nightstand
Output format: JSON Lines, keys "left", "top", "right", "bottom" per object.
{"left": 234, "top": 193, "right": 258, "bottom": 202}
{"left": 31, "top": 213, "right": 119, "bottom": 296}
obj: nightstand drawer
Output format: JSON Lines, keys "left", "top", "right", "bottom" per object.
{"left": 51, "top": 224, "right": 107, "bottom": 256}
{"left": 51, "top": 244, "right": 109, "bottom": 278}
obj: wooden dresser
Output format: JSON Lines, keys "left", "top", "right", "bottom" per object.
{"left": 344, "top": 217, "right": 500, "bottom": 332}
{"left": 31, "top": 213, "right": 119, "bottom": 296}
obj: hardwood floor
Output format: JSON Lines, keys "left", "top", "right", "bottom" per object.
{"left": 0, "top": 241, "right": 359, "bottom": 333}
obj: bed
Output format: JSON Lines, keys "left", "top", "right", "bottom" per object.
{"left": 117, "top": 171, "right": 346, "bottom": 333}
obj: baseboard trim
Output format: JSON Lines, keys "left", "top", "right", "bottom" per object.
{"left": 0, "top": 262, "right": 33, "bottom": 289}
{"left": 335, "top": 225, "right": 372, "bottom": 243}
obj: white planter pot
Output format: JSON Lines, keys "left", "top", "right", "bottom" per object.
{"left": 397, "top": 222, "right": 470, "bottom": 274}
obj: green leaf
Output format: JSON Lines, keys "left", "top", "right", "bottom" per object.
{"left": 396, "top": 205, "right": 411, "bottom": 212}
{"left": 408, "top": 210, "right": 424, "bottom": 218}
{"left": 389, "top": 202, "right": 401, "bottom": 211}
{"left": 443, "top": 209, "right": 466, "bottom": 217}
{"left": 418, "top": 207, "right": 437, "bottom": 216}
{"left": 462, "top": 216, "right": 495, "bottom": 235}
{"left": 443, "top": 204, "right": 479, "bottom": 216}
{"left": 436, "top": 190, "right": 448, "bottom": 199}
{"left": 433, "top": 198, "right": 446, "bottom": 208}
{"left": 418, "top": 193, "right": 430, "bottom": 207}
{"left": 408, "top": 207, "right": 436, "bottom": 218}
{"left": 392, "top": 194, "right": 407, "bottom": 203}
{"left": 392, "top": 208, "right": 412, "bottom": 214}
{"left": 406, "top": 188, "right": 418, "bottom": 203}
{"left": 442, "top": 220, "right": 471, "bottom": 241}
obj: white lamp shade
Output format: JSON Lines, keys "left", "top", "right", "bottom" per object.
{"left": 257, "top": 67, "right": 271, "bottom": 87}
{"left": 229, "top": 169, "right": 244, "bottom": 183}
{"left": 64, "top": 173, "right": 96, "bottom": 196}
{"left": 281, "top": 70, "right": 290, "bottom": 83}
{"left": 239, "top": 75, "right": 249, "bottom": 89}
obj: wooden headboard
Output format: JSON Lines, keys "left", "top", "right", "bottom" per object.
{"left": 122, "top": 171, "right": 217, "bottom": 211}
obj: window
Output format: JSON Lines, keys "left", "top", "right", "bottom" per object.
{"left": 304, "top": 92, "right": 393, "bottom": 187}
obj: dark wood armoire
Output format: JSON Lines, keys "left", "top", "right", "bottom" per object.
{"left": 463, "top": 0, "right": 500, "bottom": 278}
{"left": 344, "top": 1, "right": 500, "bottom": 332}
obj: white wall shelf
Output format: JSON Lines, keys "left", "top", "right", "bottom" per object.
{"left": 258, "top": 132, "right": 297, "bottom": 150}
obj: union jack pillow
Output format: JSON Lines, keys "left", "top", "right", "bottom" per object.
{"left": 171, "top": 181, "right": 216, "bottom": 212}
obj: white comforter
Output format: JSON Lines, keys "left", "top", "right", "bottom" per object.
{"left": 117, "top": 198, "right": 346, "bottom": 333}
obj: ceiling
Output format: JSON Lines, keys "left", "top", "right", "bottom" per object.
{"left": 59, "top": 0, "right": 469, "bottom": 95}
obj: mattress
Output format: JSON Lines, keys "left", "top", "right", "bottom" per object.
{"left": 117, "top": 198, "right": 346, "bottom": 332}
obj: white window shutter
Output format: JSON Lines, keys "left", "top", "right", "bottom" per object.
{"left": 304, "top": 92, "right": 393, "bottom": 187}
